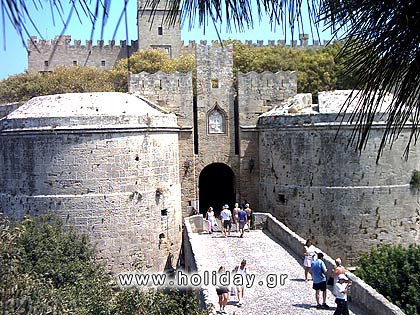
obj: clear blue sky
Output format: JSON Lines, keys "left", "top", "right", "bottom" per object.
{"left": 0, "top": 0, "right": 333, "bottom": 80}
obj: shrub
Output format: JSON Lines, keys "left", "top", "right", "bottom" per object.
{"left": 355, "top": 245, "right": 420, "bottom": 315}
{"left": 0, "top": 215, "right": 114, "bottom": 314}
{"left": 0, "top": 215, "right": 206, "bottom": 315}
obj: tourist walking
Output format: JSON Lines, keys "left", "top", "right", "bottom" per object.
{"left": 311, "top": 252, "right": 329, "bottom": 309}
{"left": 244, "top": 203, "right": 252, "bottom": 231}
{"left": 233, "top": 259, "right": 248, "bottom": 306}
{"left": 333, "top": 274, "right": 352, "bottom": 315}
{"left": 215, "top": 266, "right": 230, "bottom": 314}
{"left": 303, "top": 239, "right": 316, "bottom": 281}
{"left": 220, "top": 204, "right": 232, "bottom": 237}
{"left": 233, "top": 203, "right": 241, "bottom": 232}
{"left": 206, "top": 207, "right": 216, "bottom": 234}
{"left": 237, "top": 207, "right": 247, "bottom": 238}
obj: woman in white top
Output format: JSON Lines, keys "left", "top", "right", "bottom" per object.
{"left": 303, "top": 239, "right": 316, "bottom": 281}
{"left": 206, "top": 207, "right": 216, "bottom": 234}
{"left": 332, "top": 257, "right": 346, "bottom": 294}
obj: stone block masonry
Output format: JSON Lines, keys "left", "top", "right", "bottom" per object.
{"left": 0, "top": 92, "right": 183, "bottom": 273}
{"left": 28, "top": 36, "right": 138, "bottom": 72}
{"left": 237, "top": 71, "right": 297, "bottom": 205}
{"left": 258, "top": 112, "right": 420, "bottom": 264}
{"left": 129, "top": 71, "right": 196, "bottom": 213}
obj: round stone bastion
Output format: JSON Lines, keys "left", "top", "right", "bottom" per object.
{"left": 0, "top": 92, "right": 182, "bottom": 273}
{"left": 257, "top": 92, "right": 420, "bottom": 264}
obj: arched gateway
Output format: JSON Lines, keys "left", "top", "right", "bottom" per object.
{"left": 199, "top": 163, "right": 235, "bottom": 216}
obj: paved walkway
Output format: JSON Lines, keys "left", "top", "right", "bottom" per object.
{"left": 189, "top": 229, "right": 367, "bottom": 315}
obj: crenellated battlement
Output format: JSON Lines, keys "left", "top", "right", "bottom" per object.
{"left": 28, "top": 36, "right": 138, "bottom": 51}
{"left": 28, "top": 34, "right": 328, "bottom": 53}
{"left": 27, "top": 33, "right": 328, "bottom": 74}
{"left": 130, "top": 71, "right": 193, "bottom": 93}
{"left": 238, "top": 70, "right": 297, "bottom": 80}
{"left": 238, "top": 71, "right": 297, "bottom": 94}
{"left": 27, "top": 35, "right": 139, "bottom": 73}
{"left": 181, "top": 34, "right": 330, "bottom": 50}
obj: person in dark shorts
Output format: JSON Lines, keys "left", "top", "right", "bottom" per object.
{"left": 237, "top": 207, "right": 247, "bottom": 238}
{"left": 311, "top": 252, "right": 329, "bottom": 309}
{"left": 220, "top": 204, "right": 232, "bottom": 237}
{"left": 333, "top": 273, "right": 352, "bottom": 315}
{"left": 216, "top": 266, "right": 230, "bottom": 314}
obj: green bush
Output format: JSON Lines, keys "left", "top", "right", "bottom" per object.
{"left": 114, "top": 288, "right": 206, "bottom": 315}
{"left": 0, "top": 215, "right": 206, "bottom": 315}
{"left": 355, "top": 245, "right": 420, "bottom": 315}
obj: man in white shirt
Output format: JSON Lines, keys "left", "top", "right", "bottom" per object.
{"left": 220, "top": 204, "right": 232, "bottom": 237}
{"left": 333, "top": 273, "right": 352, "bottom": 315}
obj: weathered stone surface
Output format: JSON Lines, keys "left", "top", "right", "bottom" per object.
{"left": 258, "top": 106, "right": 420, "bottom": 263}
{"left": 318, "top": 90, "right": 393, "bottom": 114}
{"left": 0, "top": 92, "right": 182, "bottom": 273}
{"left": 137, "top": 0, "right": 182, "bottom": 57}
{"left": 27, "top": 35, "right": 138, "bottom": 72}
{"left": 237, "top": 70, "right": 297, "bottom": 208}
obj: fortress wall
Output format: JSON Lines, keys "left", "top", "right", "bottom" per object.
{"left": 237, "top": 71, "right": 297, "bottom": 124}
{"left": 28, "top": 36, "right": 138, "bottom": 72}
{"left": 129, "top": 71, "right": 195, "bottom": 213}
{"left": 181, "top": 36, "right": 329, "bottom": 50}
{"left": 129, "top": 71, "right": 193, "bottom": 127}
{"left": 0, "top": 130, "right": 182, "bottom": 273}
{"left": 237, "top": 71, "right": 297, "bottom": 209}
{"left": 258, "top": 115, "right": 420, "bottom": 263}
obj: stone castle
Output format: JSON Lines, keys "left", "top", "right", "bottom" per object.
{"left": 0, "top": 0, "right": 418, "bottom": 273}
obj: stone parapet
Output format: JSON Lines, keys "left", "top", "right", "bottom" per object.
{"left": 258, "top": 111, "right": 389, "bottom": 126}
{"left": 28, "top": 36, "right": 138, "bottom": 51}
{"left": 182, "top": 216, "right": 207, "bottom": 309}
{"left": 181, "top": 36, "right": 331, "bottom": 49}
{"left": 256, "top": 213, "right": 405, "bottom": 315}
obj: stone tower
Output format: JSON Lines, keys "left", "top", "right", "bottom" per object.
{"left": 194, "top": 43, "right": 237, "bottom": 213}
{"left": 137, "top": 0, "right": 182, "bottom": 57}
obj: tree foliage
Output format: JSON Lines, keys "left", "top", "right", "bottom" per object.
{"left": 0, "top": 216, "right": 205, "bottom": 315}
{"left": 230, "top": 40, "right": 356, "bottom": 95}
{"left": 0, "top": 43, "right": 355, "bottom": 103}
{"left": 0, "top": 216, "right": 114, "bottom": 314}
{"left": 355, "top": 245, "right": 420, "bottom": 315}
{"left": 0, "top": 66, "right": 113, "bottom": 103}
{"left": 109, "top": 49, "right": 195, "bottom": 92}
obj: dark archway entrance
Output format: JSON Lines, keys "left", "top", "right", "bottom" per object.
{"left": 199, "top": 163, "right": 235, "bottom": 216}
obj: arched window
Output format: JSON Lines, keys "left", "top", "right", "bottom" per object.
{"left": 208, "top": 103, "right": 226, "bottom": 134}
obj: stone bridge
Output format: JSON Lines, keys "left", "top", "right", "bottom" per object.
{"left": 183, "top": 213, "right": 405, "bottom": 315}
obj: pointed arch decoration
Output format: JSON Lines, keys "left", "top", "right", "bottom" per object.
{"left": 207, "top": 102, "right": 227, "bottom": 134}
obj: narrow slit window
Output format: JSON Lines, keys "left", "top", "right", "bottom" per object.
{"left": 158, "top": 26, "right": 163, "bottom": 35}
{"left": 101, "top": 60, "right": 106, "bottom": 66}
{"left": 44, "top": 60, "right": 49, "bottom": 67}
{"left": 73, "top": 60, "right": 77, "bottom": 66}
